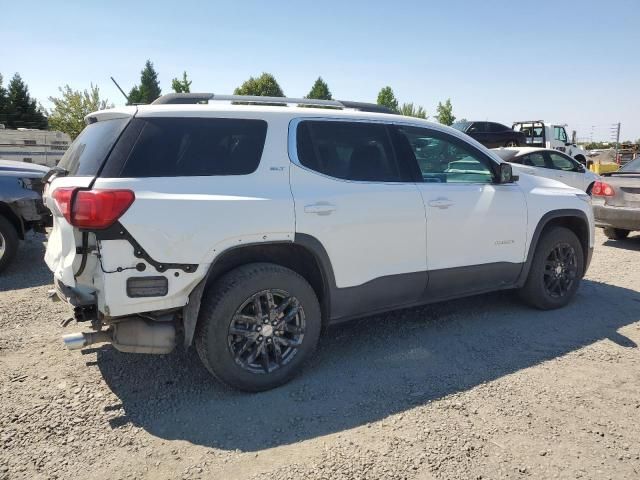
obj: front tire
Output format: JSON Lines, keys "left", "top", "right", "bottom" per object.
{"left": 519, "top": 226, "right": 584, "bottom": 310}
{"left": 195, "top": 263, "right": 321, "bottom": 392}
{"left": 0, "top": 216, "right": 19, "bottom": 273}
{"left": 603, "top": 227, "right": 630, "bottom": 240}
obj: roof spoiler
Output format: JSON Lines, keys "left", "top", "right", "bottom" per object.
{"left": 151, "top": 93, "right": 396, "bottom": 114}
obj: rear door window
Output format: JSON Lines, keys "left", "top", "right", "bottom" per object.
{"left": 58, "top": 118, "right": 130, "bottom": 176}
{"left": 547, "top": 151, "right": 577, "bottom": 171}
{"left": 104, "top": 117, "right": 267, "bottom": 178}
{"left": 521, "top": 153, "right": 547, "bottom": 167}
{"left": 296, "top": 121, "right": 402, "bottom": 182}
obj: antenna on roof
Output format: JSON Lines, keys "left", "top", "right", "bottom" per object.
{"left": 110, "top": 77, "right": 130, "bottom": 104}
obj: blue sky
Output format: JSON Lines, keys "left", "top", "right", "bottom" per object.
{"left": 2, "top": 0, "right": 639, "bottom": 140}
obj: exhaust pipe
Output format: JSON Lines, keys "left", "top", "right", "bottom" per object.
{"left": 62, "top": 331, "right": 112, "bottom": 350}
{"left": 62, "top": 319, "right": 175, "bottom": 354}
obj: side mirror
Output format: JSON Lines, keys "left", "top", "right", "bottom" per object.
{"left": 498, "top": 163, "right": 518, "bottom": 183}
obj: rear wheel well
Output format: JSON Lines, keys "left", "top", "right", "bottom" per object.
{"left": 540, "top": 216, "right": 589, "bottom": 266}
{"left": 204, "top": 243, "right": 329, "bottom": 324}
{"left": 0, "top": 203, "right": 24, "bottom": 240}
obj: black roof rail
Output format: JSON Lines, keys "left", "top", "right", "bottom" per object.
{"left": 337, "top": 101, "right": 395, "bottom": 114}
{"left": 151, "top": 93, "right": 397, "bottom": 114}
{"left": 151, "top": 93, "right": 214, "bottom": 104}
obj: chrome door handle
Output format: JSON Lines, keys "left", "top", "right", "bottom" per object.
{"left": 428, "top": 198, "right": 454, "bottom": 209}
{"left": 304, "top": 203, "right": 337, "bottom": 215}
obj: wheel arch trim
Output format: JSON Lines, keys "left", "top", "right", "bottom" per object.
{"left": 516, "top": 209, "right": 591, "bottom": 286}
{"left": 182, "top": 235, "right": 335, "bottom": 347}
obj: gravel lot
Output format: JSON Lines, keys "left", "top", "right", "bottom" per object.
{"left": 1, "top": 230, "right": 639, "bottom": 479}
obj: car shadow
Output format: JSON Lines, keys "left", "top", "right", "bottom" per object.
{"left": 0, "top": 232, "right": 51, "bottom": 292}
{"left": 96, "top": 279, "right": 639, "bottom": 452}
{"left": 602, "top": 233, "right": 640, "bottom": 251}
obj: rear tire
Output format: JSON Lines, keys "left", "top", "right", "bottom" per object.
{"left": 519, "top": 226, "right": 584, "bottom": 310}
{"left": 0, "top": 215, "right": 19, "bottom": 273}
{"left": 603, "top": 227, "right": 630, "bottom": 240}
{"left": 195, "top": 263, "right": 321, "bottom": 392}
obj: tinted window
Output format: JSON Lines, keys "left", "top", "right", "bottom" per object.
{"left": 621, "top": 158, "right": 640, "bottom": 172}
{"left": 296, "top": 121, "right": 401, "bottom": 182}
{"left": 113, "top": 117, "right": 267, "bottom": 177}
{"left": 393, "top": 126, "right": 495, "bottom": 184}
{"left": 59, "top": 118, "right": 129, "bottom": 176}
{"left": 522, "top": 153, "right": 547, "bottom": 167}
{"left": 488, "top": 122, "right": 508, "bottom": 132}
{"left": 548, "top": 152, "right": 576, "bottom": 171}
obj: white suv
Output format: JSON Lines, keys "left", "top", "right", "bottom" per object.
{"left": 44, "top": 94, "right": 594, "bottom": 392}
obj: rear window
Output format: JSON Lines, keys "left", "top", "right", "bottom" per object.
{"left": 58, "top": 118, "right": 129, "bottom": 176}
{"left": 296, "top": 121, "right": 401, "bottom": 182}
{"left": 106, "top": 117, "right": 267, "bottom": 177}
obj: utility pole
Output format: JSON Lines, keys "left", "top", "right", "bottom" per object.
{"left": 611, "top": 122, "right": 621, "bottom": 164}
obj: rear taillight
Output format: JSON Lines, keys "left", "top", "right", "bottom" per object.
{"left": 591, "top": 181, "right": 615, "bottom": 197}
{"left": 52, "top": 188, "right": 135, "bottom": 229}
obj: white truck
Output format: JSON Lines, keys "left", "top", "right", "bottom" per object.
{"left": 512, "top": 121, "right": 589, "bottom": 166}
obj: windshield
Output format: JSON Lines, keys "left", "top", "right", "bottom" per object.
{"left": 620, "top": 157, "right": 640, "bottom": 172}
{"left": 58, "top": 117, "right": 130, "bottom": 176}
{"left": 451, "top": 121, "right": 471, "bottom": 132}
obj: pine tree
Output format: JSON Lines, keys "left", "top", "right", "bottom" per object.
{"left": 435, "top": 98, "right": 456, "bottom": 126}
{"left": 306, "top": 77, "right": 332, "bottom": 100}
{"left": 128, "top": 60, "right": 161, "bottom": 104}
{"left": 376, "top": 86, "right": 399, "bottom": 112}
{"left": 5, "top": 73, "right": 48, "bottom": 129}
{"left": 171, "top": 71, "right": 192, "bottom": 93}
{"left": 0, "top": 74, "right": 8, "bottom": 125}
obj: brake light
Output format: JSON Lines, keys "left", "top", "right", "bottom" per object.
{"left": 591, "top": 181, "right": 615, "bottom": 197}
{"left": 52, "top": 188, "right": 135, "bottom": 229}
{"left": 52, "top": 188, "right": 74, "bottom": 222}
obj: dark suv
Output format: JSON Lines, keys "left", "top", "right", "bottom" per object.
{"left": 0, "top": 159, "right": 50, "bottom": 272}
{"left": 453, "top": 121, "right": 526, "bottom": 148}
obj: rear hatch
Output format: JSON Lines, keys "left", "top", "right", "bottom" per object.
{"left": 44, "top": 109, "right": 134, "bottom": 286}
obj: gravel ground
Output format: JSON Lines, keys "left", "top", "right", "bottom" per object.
{"left": 1, "top": 230, "right": 639, "bottom": 479}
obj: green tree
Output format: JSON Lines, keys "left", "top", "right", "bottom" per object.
{"left": 0, "top": 74, "right": 8, "bottom": 122}
{"left": 128, "top": 60, "right": 161, "bottom": 104}
{"left": 306, "top": 76, "right": 332, "bottom": 100}
{"left": 234, "top": 73, "right": 285, "bottom": 97}
{"left": 399, "top": 102, "right": 427, "bottom": 119}
{"left": 435, "top": 98, "right": 456, "bottom": 126}
{"left": 171, "top": 71, "right": 192, "bottom": 93}
{"left": 376, "top": 86, "right": 399, "bottom": 112}
{"left": 3, "top": 73, "right": 48, "bottom": 129}
{"left": 47, "top": 84, "right": 113, "bottom": 139}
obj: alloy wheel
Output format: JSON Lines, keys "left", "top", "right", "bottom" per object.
{"left": 543, "top": 242, "right": 578, "bottom": 298}
{"left": 227, "top": 289, "right": 305, "bottom": 374}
